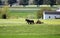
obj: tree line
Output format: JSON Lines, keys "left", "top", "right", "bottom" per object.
{"left": 0, "top": 0, "right": 60, "bottom": 7}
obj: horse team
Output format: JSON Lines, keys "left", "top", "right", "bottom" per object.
{"left": 25, "top": 19, "right": 43, "bottom": 24}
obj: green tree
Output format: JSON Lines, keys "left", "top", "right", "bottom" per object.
{"left": 37, "top": 7, "right": 52, "bottom": 19}
{"left": 56, "top": 0, "right": 60, "bottom": 5}
{"left": 0, "top": 0, "right": 9, "bottom": 19}
{"left": 0, "top": 0, "right": 2, "bottom": 5}
{"left": 19, "top": 0, "right": 29, "bottom": 7}
{"left": 49, "top": 0, "right": 56, "bottom": 7}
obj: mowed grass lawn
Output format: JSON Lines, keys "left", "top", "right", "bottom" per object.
{"left": 0, "top": 19, "right": 60, "bottom": 38}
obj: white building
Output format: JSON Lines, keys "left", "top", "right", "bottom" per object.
{"left": 43, "top": 11, "right": 60, "bottom": 19}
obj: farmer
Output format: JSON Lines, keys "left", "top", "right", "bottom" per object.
{"left": 36, "top": 19, "right": 42, "bottom": 24}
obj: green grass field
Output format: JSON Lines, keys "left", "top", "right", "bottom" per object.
{"left": 0, "top": 7, "right": 60, "bottom": 38}
{"left": 0, "top": 19, "right": 60, "bottom": 38}
{"left": 8, "top": 10, "right": 38, "bottom": 18}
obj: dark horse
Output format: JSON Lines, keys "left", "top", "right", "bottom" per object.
{"left": 25, "top": 19, "right": 34, "bottom": 24}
